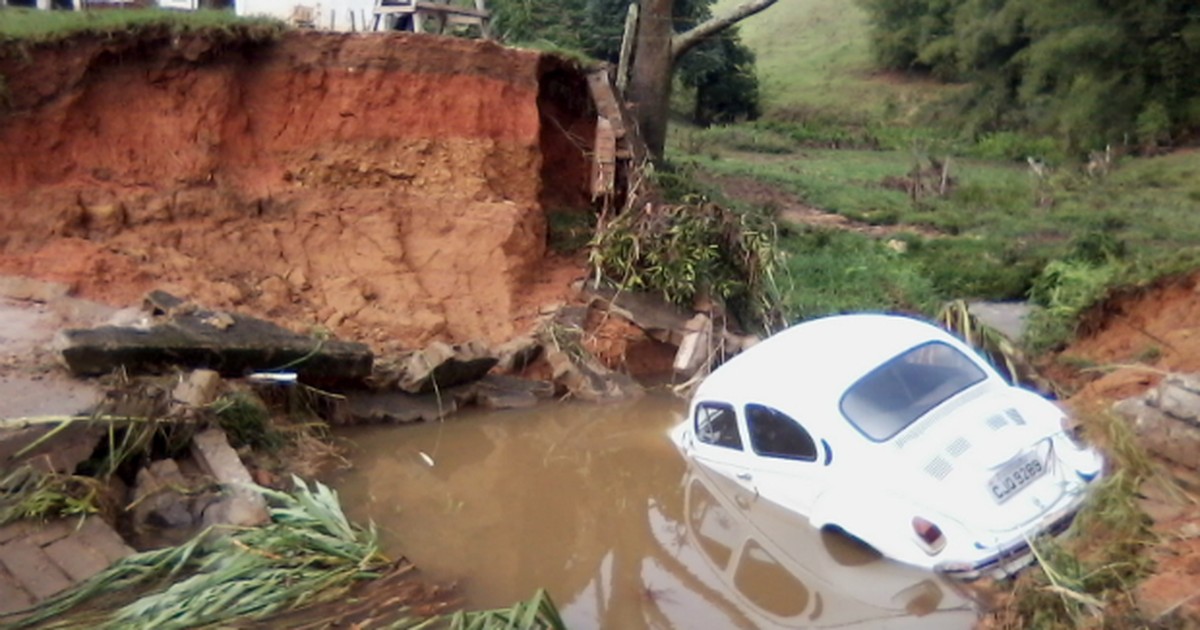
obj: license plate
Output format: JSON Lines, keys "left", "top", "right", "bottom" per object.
{"left": 989, "top": 454, "right": 1046, "bottom": 504}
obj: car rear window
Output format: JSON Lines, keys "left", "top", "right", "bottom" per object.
{"left": 839, "top": 341, "right": 987, "bottom": 442}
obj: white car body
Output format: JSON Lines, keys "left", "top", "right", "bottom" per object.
{"left": 670, "top": 313, "right": 1105, "bottom": 579}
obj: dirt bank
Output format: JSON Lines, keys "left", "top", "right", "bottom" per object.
{"left": 0, "top": 30, "right": 595, "bottom": 350}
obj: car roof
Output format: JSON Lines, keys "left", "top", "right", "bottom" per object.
{"left": 694, "top": 313, "right": 968, "bottom": 415}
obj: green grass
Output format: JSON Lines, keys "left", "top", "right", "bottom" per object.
{"left": 777, "top": 228, "right": 939, "bottom": 319}
{"left": 675, "top": 140, "right": 1200, "bottom": 287}
{"left": 713, "top": 0, "right": 948, "bottom": 119}
{"left": 0, "top": 8, "right": 283, "bottom": 44}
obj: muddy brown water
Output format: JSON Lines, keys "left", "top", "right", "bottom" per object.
{"left": 330, "top": 392, "right": 979, "bottom": 629}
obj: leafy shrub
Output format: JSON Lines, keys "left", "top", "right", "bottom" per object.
{"left": 1025, "top": 259, "right": 1122, "bottom": 352}
{"left": 590, "top": 200, "right": 786, "bottom": 328}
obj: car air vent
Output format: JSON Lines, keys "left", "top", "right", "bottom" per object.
{"left": 946, "top": 437, "right": 971, "bottom": 457}
{"left": 986, "top": 414, "right": 1008, "bottom": 431}
{"left": 1005, "top": 408, "right": 1026, "bottom": 425}
{"left": 925, "top": 456, "right": 953, "bottom": 481}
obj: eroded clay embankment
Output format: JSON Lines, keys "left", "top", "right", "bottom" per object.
{"left": 0, "top": 31, "right": 594, "bottom": 349}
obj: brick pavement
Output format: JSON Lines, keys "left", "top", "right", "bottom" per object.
{"left": 0, "top": 517, "right": 133, "bottom": 616}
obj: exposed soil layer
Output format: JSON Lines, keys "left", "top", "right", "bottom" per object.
{"left": 1036, "top": 271, "right": 1200, "bottom": 625}
{"left": 0, "top": 31, "right": 595, "bottom": 349}
{"left": 1045, "top": 272, "right": 1200, "bottom": 404}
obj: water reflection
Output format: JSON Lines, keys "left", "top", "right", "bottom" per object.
{"left": 329, "top": 392, "right": 977, "bottom": 629}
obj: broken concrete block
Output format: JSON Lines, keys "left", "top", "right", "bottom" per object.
{"left": 545, "top": 346, "right": 642, "bottom": 403}
{"left": 1153, "top": 374, "right": 1200, "bottom": 425}
{"left": 1115, "top": 395, "right": 1200, "bottom": 470}
{"left": 397, "top": 341, "right": 498, "bottom": 394}
{"left": 58, "top": 291, "right": 372, "bottom": 383}
{"left": 494, "top": 335, "right": 543, "bottom": 373}
{"left": 172, "top": 369, "right": 223, "bottom": 409}
{"left": 132, "top": 459, "right": 194, "bottom": 530}
{"left": 673, "top": 313, "right": 712, "bottom": 376}
{"left": 189, "top": 428, "right": 269, "bottom": 528}
{"left": 585, "top": 286, "right": 693, "bottom": 346}
{"left": 0, "top": 421, "right": 104, "bottom": 475}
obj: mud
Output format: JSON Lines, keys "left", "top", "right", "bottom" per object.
{"left": 0, "top": 31, "right": 595, "bottom": 351}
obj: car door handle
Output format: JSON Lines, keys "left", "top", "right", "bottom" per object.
{"left": 736, "top": 472, "right": 753, "bottom": 482}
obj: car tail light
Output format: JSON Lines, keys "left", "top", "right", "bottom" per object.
{"left": 912, "top": 516, "right": 947, "bottom": 555}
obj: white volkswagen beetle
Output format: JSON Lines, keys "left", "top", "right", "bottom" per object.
{"left": 670, "top": 313, "right": 1105, "bottom": 579}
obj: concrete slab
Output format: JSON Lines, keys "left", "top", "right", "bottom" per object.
{"left": 968, "top": 301, "right": 1033, "bottom": 342}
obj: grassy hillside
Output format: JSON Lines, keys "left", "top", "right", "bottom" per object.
{"left": 713, "top": 0, "right": 943, "bottom": 118}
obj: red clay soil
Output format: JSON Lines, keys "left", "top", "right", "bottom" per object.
{"left": 1044, "top": 272, "right": 1200, "bottom": 405}
{"left": 1029, "top": 271, "right": 1200, "bottom": 625}
{"left": 0, "top": 31, "right": 595, "bottom": 350}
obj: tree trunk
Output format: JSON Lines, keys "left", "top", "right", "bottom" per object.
{"left": 627, "top": 0, "right": 778, "bottom": 161}
{"left": 627, "top": 0, "right": 674, "bottom": 161}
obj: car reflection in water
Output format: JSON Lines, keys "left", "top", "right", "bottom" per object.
{"left": 625, "top": 462, "right": 979, "bottom": 629}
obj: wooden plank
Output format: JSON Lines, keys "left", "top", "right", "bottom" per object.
{"left": 585, "top": 70, "right": 627, "bottom": 138}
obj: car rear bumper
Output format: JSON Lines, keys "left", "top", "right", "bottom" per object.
{"left": 933, "top": 490, "right": 1088, "bottom": 581}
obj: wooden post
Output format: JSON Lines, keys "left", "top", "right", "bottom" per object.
{"left": 616, "top": 3, "right": 638, "bottom": 97}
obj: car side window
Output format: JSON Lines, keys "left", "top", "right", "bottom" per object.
{"left": 695, "top": 402, "right": 743, "bottom": 450}
{"left": 745, "top": 404, "right": 818, "bottom": 461}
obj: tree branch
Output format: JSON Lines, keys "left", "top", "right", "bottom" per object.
{"left": 670, "top": 0, "right": 778, "bottom": 61}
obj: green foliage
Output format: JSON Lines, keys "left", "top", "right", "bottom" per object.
{"left": 970, "top": 131, "right": 1064, "bottom": 163}
{"left": 1025, "top": 259, "right": 1122, "bottom": 352}
{"left": 490, "top": 0, "right": 762, "bottom": 126}
{"left": 0, "top": 466, "right": 103, "bottom": 525}
{"left": 0, "top": 8, "right": 283, "bottom": 43}
{"left": 779, "top": 228, "right": 939, "bottom": 319}
{"left": 10, "top": 478, "right": 387, "bottom": 629}
{"left": 7, "top": 477, "right": 565, "bottom": 630}
{"left": 675, "top": 24, "right": 762, "bottom": 125}
{"left": 857, "top": 0, "right": 1200, "bottom": 151}
{"left": 906, "top": 237, "right": 1039, "bottom": 299}
{"left": 447, "top": 589, "right": 566, "bottom": 630}
{"left": 213, "top": 390, "right": 286, "bottom": 452}
{"left": 589, "top": 199, "right": 786, "bottom": 328}
{"left": 679, "top": 124, "right": 797, "bottom": 155}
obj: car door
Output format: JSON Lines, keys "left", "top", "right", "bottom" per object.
{"left": 689, "top": 400, "right": 757, "bottom": 493}
{"left": 741, "top": 403, "right": 828, "bottom": 514}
